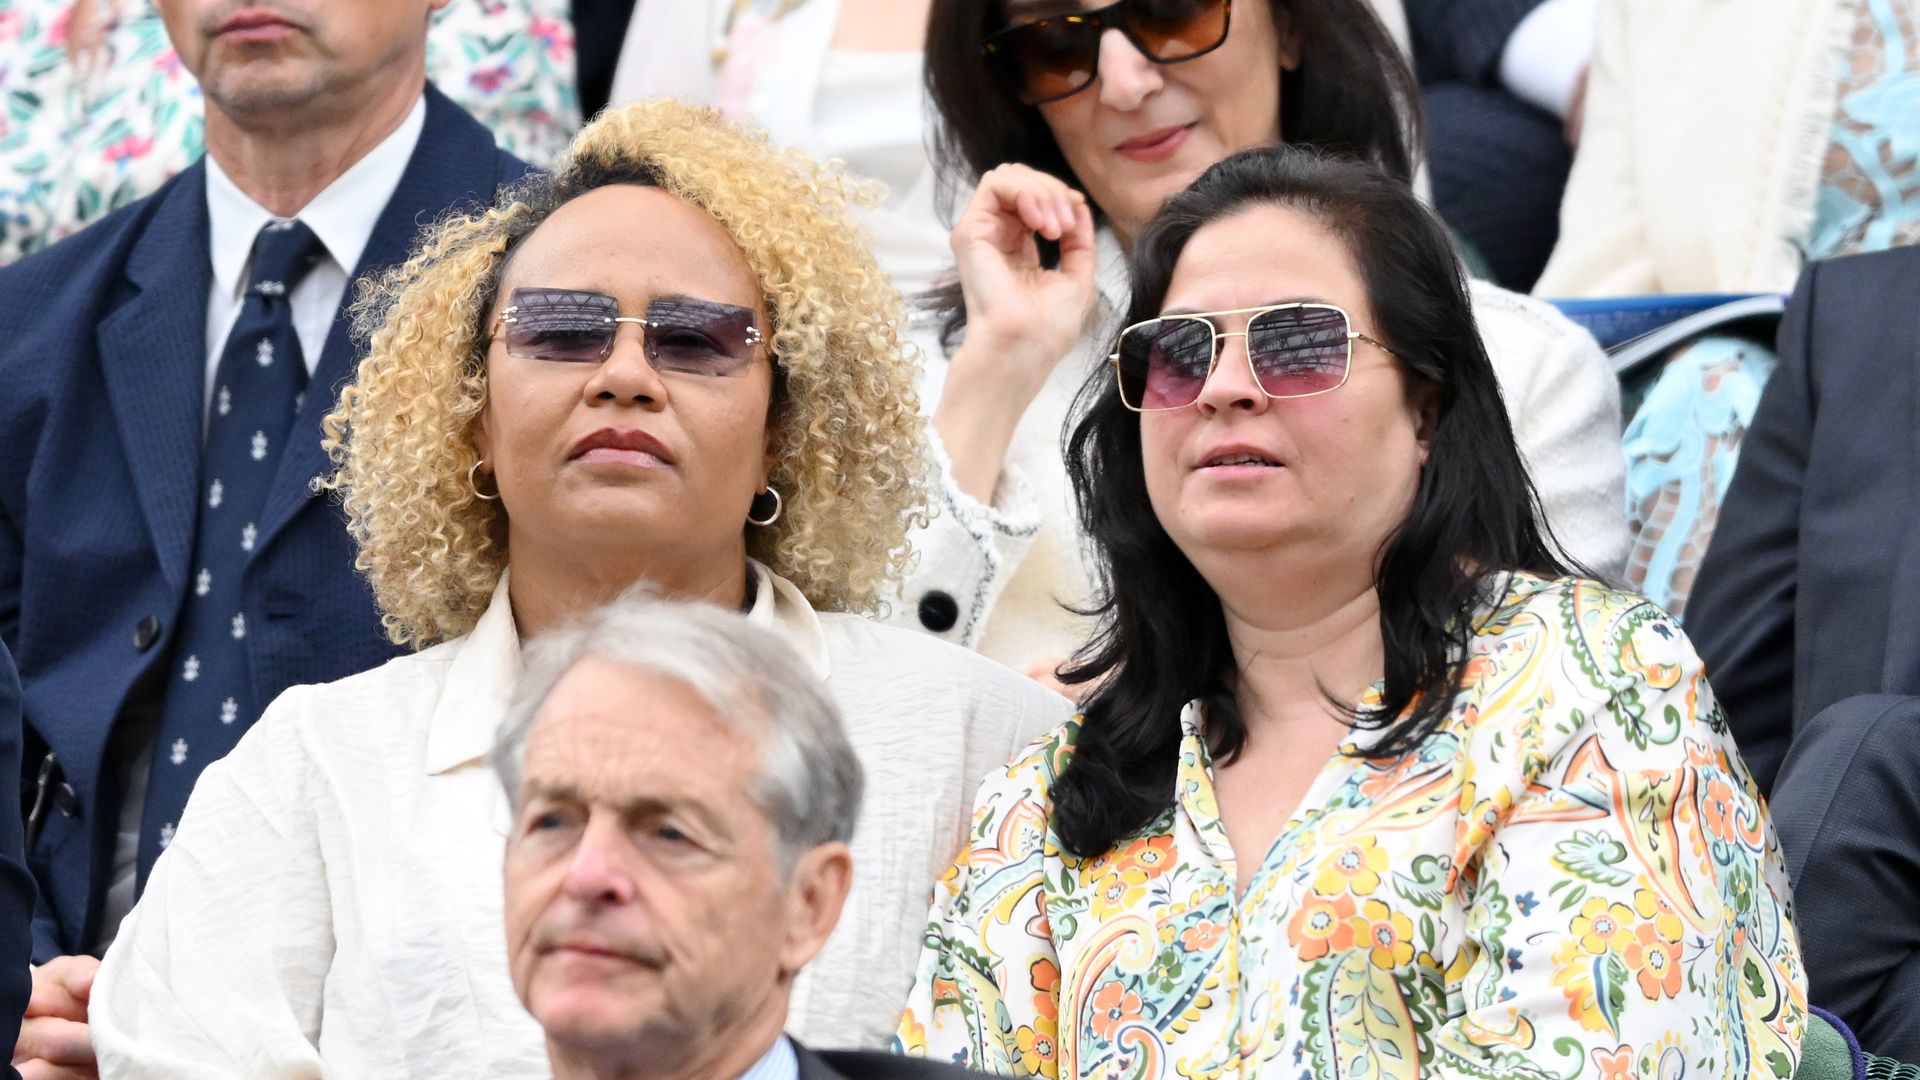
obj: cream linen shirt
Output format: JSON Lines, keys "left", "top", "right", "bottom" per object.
{"left": 91, "top": 563, "right": 1071, "bottom": 1077}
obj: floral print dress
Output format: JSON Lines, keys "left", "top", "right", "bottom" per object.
{"left": 898, "top": 575, "right": 1806, "bottom": 1079}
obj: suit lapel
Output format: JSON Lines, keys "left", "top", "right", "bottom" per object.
{"left": 97, "top": 167, "right": 213, "bottom": 592}
{"left": 257, "top": 85, "right": 512, "bottom": 550}
{"left": 793, "top": 1045, "right": 846, "bottom": 1080}
{"left": 1882, "top": 303, "right": 1920, "bottom": 690}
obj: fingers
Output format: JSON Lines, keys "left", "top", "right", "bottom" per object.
{"left": 14, "top": 1016, "right": 97, "bottom": 1070}
{"left": 27, "top": 956, "right": 100, "bottom": 1020}
{"left": 967, "top": 163, "right": 1087, "bottom": 242}
{"left": 1055, "top": 199, "right": 1100, "bottom": 287}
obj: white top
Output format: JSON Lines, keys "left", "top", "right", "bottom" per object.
{"left": 91, "top": 564, "right": 1072, "bottom": 1077}
{"left": 201, "top": 93, "right": 426, "bottom": 413}
{"left": 1533, "top": 0, "right": 1849, "bottom": 297}
{"left": 888, "top": 231, "right": 1631, "bottom": 671}
{"left": 608, "top": 0, "right": 950, "bottom": 301}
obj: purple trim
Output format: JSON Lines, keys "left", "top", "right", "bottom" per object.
{"left": 1811, "top": 1005, "right": 1867, "bottom": 1080}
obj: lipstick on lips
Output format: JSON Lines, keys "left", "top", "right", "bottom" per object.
{"left": 1117, "top": 124, "right": 1194, "bottom": 164}
{"left": 569, "top": 427, "right": 676, "bottom": 469}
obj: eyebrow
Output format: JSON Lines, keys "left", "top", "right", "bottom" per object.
{"left": 1161, "top": 298, "right": 1330, "bottom": 317}
{"left": 522, "top": 781, "right": 734, "bottom": 838}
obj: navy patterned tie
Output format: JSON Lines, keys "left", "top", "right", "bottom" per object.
{"left": 138, "top": 219, "right": 326, "bottom": 884}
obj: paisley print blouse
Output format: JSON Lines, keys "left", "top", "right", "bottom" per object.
{"left": 898, "top": 575, "right": 1806, "bottom": 1079}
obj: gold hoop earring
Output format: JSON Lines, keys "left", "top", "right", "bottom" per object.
{"left": 468, "top": 460, "right": 501, "bottom": 502}
{"left": 746, "top": 486, "right": 782, "bottom": 527}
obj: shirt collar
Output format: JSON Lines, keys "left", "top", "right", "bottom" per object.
{"left": 423, "top": 559, "right": 832, "bottom": 775}
{"left": 736, "top": 1037, "right": 798, "bottom": 1080}
{"left": 205, "top": 92, "right": 427, "bottom": 299}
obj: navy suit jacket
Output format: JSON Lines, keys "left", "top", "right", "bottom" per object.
{"left": 0, "top": 84, "right": 529, "bottom": 959}
{"left": 0, "top": 643, "right": 30, "bottom": 1079}
{"left": 1688, "top": 247, "right": 1920, "bottom": 796}
{"left": 1404, "top": 0, "right": 1544, "bottom": 85}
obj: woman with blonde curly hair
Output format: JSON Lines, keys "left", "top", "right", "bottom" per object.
{"left": 84, "top": 98, "right": 1069, "bottom": 1076}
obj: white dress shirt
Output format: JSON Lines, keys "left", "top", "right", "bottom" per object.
{"left": 201, "top": 93, "right": 426, "bottom": 414}
{"left": 91, "top": 93, "right": 431, "bottom": 954}
{"left": 91, "top": 563, "right": 1071, "bottom": 1078}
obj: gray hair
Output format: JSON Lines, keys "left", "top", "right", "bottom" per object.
{"left": 491, "top": 588, "right": 862, "bottom": 870}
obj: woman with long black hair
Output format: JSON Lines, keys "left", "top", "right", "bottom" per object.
{"left": 897, "top": 146, "right": 1803, "bottom": 1078}
{"left": 887, "top": 0, "right": 1627, "bottom": 678}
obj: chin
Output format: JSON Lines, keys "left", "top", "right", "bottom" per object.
{"left": 1172, "top": 510, "right": 1300, "bottom": 554}
{"left": 532, "top": 989, "right": 650, "bottom": 1044}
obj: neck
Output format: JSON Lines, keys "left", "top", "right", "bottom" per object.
{"left": 547, "top": 1004, "right": 788, "bottom": 1080}
{"left": 507, "top": 538, "right": 753, "bottom": 640}
{"left": 203, "top": 71, "right": 423, "bottom": 218}
{"left": 1209, "top": 554, "right": 1384, "bottom": 734}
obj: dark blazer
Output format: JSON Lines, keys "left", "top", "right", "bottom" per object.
{"left": 1687, "top": 246, "right": 1920, "bottom": 796}
{"left": 799, "top": 1046, "right": 979, "bottom": 1080}
{"left": 1403, "top": 0, "right": 1545, "bottom": 85}
{"left": 570, "top": 0, "right": 640, "bottom": 119}
{"left": 0, "top": 84, "right": 529, "bottom": 960}
{"left": 0, "top": 643, "right": 30, "bottom": 1080}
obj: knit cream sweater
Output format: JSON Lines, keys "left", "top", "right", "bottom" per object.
{"left": 1535, "top": 0, "right": 1851, "bottom": 297}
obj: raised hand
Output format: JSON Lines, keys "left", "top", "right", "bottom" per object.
{"left": 937, "top": 164, "right": 1099, "bottom": 502}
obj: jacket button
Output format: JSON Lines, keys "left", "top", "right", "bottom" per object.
{"left": 133, "top": 616, "right": 161, "bottom": 652}
{"left": 53, "top": 783, "right": 79, "bottom": 818}
{"left": 917, "top": 591, "right": 960, "bottom": 634}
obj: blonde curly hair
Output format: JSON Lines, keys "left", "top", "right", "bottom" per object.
{"left": 323, "top": 99, "right": 929, "bottom": 647}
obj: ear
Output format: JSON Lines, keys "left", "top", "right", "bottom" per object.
{"left": 470, "top": 411, "right": 495, "bottom": 471}
{"left": 775, "top": 842, "right": 853, "bottom": 978}
{"left": 1274, "top": 5, "right": 1303, "bottom": 72}
{"left": 1408, "top": 380, "right": 1442, "bottom": 465}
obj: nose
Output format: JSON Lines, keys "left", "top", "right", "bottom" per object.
{"left": 1194, "top": 330, "right": 1269, "bottom": 416}
{"left": 581, "top": 324, "right": 666, "bottom": 408}
{"left": 559, "top": 814, "right": 638, "bottom": 906}
{"left": 1095, "top": 27, "right": 1164, "bottom": 112}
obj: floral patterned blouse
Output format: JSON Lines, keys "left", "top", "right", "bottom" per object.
{"left": 898, "top": 575, "right": 1807, "bottom": 1079}
{"left": 0, "top": 0, "right": 577, "bottom": 264}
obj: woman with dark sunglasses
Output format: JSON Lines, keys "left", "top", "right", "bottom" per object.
{"left": 890, "top": 0, "right": 1628, "bottom": 686}
{"left": 899, "top": 145, "right": 1804, "bottom": 1078}
{"left": 82, "top": 99, "right": 1071, "bottom": 1075}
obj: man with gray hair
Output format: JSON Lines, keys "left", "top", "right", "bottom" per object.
{"left": 494, "top": 593, "right": 976, "bottom": 1080}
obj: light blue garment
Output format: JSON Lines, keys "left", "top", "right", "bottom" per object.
{"left": 737, "top": 1036, "right": 800, "bottom": 1080}
{"left": 1808, "top": 0, "right": 1920, "bottom": 258}
{"left": 1623, "top": 0, "right": 1920, "bottom": 617}
{"left": 1623, "top": 336, "right": 1777, "bottom": 614}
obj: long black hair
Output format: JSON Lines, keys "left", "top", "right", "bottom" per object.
{"left": 923, "top": 0, "right": 1422, "bottom": 340}
{"left": 1054, "top": 145, "right": 1574, "bottom": 858}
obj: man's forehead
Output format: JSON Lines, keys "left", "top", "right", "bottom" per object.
{"left": 519, "top": 660, "right": 758, "bottom": 794}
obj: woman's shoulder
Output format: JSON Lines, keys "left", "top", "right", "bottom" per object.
{"left": 1485, "top": 572, "right": 1685, "bottom": 658}
{"left": 250, "top": 637, "right": 468, "bottom": 744}
{"left": 1467, "top": 573, "right": 1713, "bottom": 749}
{"left": 1466, "top": 279, "right": 1605, "bottom": 365}
{"left": 817, "top": 613, "right": 1075, "bottom": 713}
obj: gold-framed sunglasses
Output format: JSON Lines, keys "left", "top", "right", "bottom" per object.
{"left": 1107, "top": 302, "right": 1404, "bottom": 412}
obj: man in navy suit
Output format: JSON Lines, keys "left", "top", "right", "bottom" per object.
{"left": 0, "top": 0, "right": 528, "bottom": 1072}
